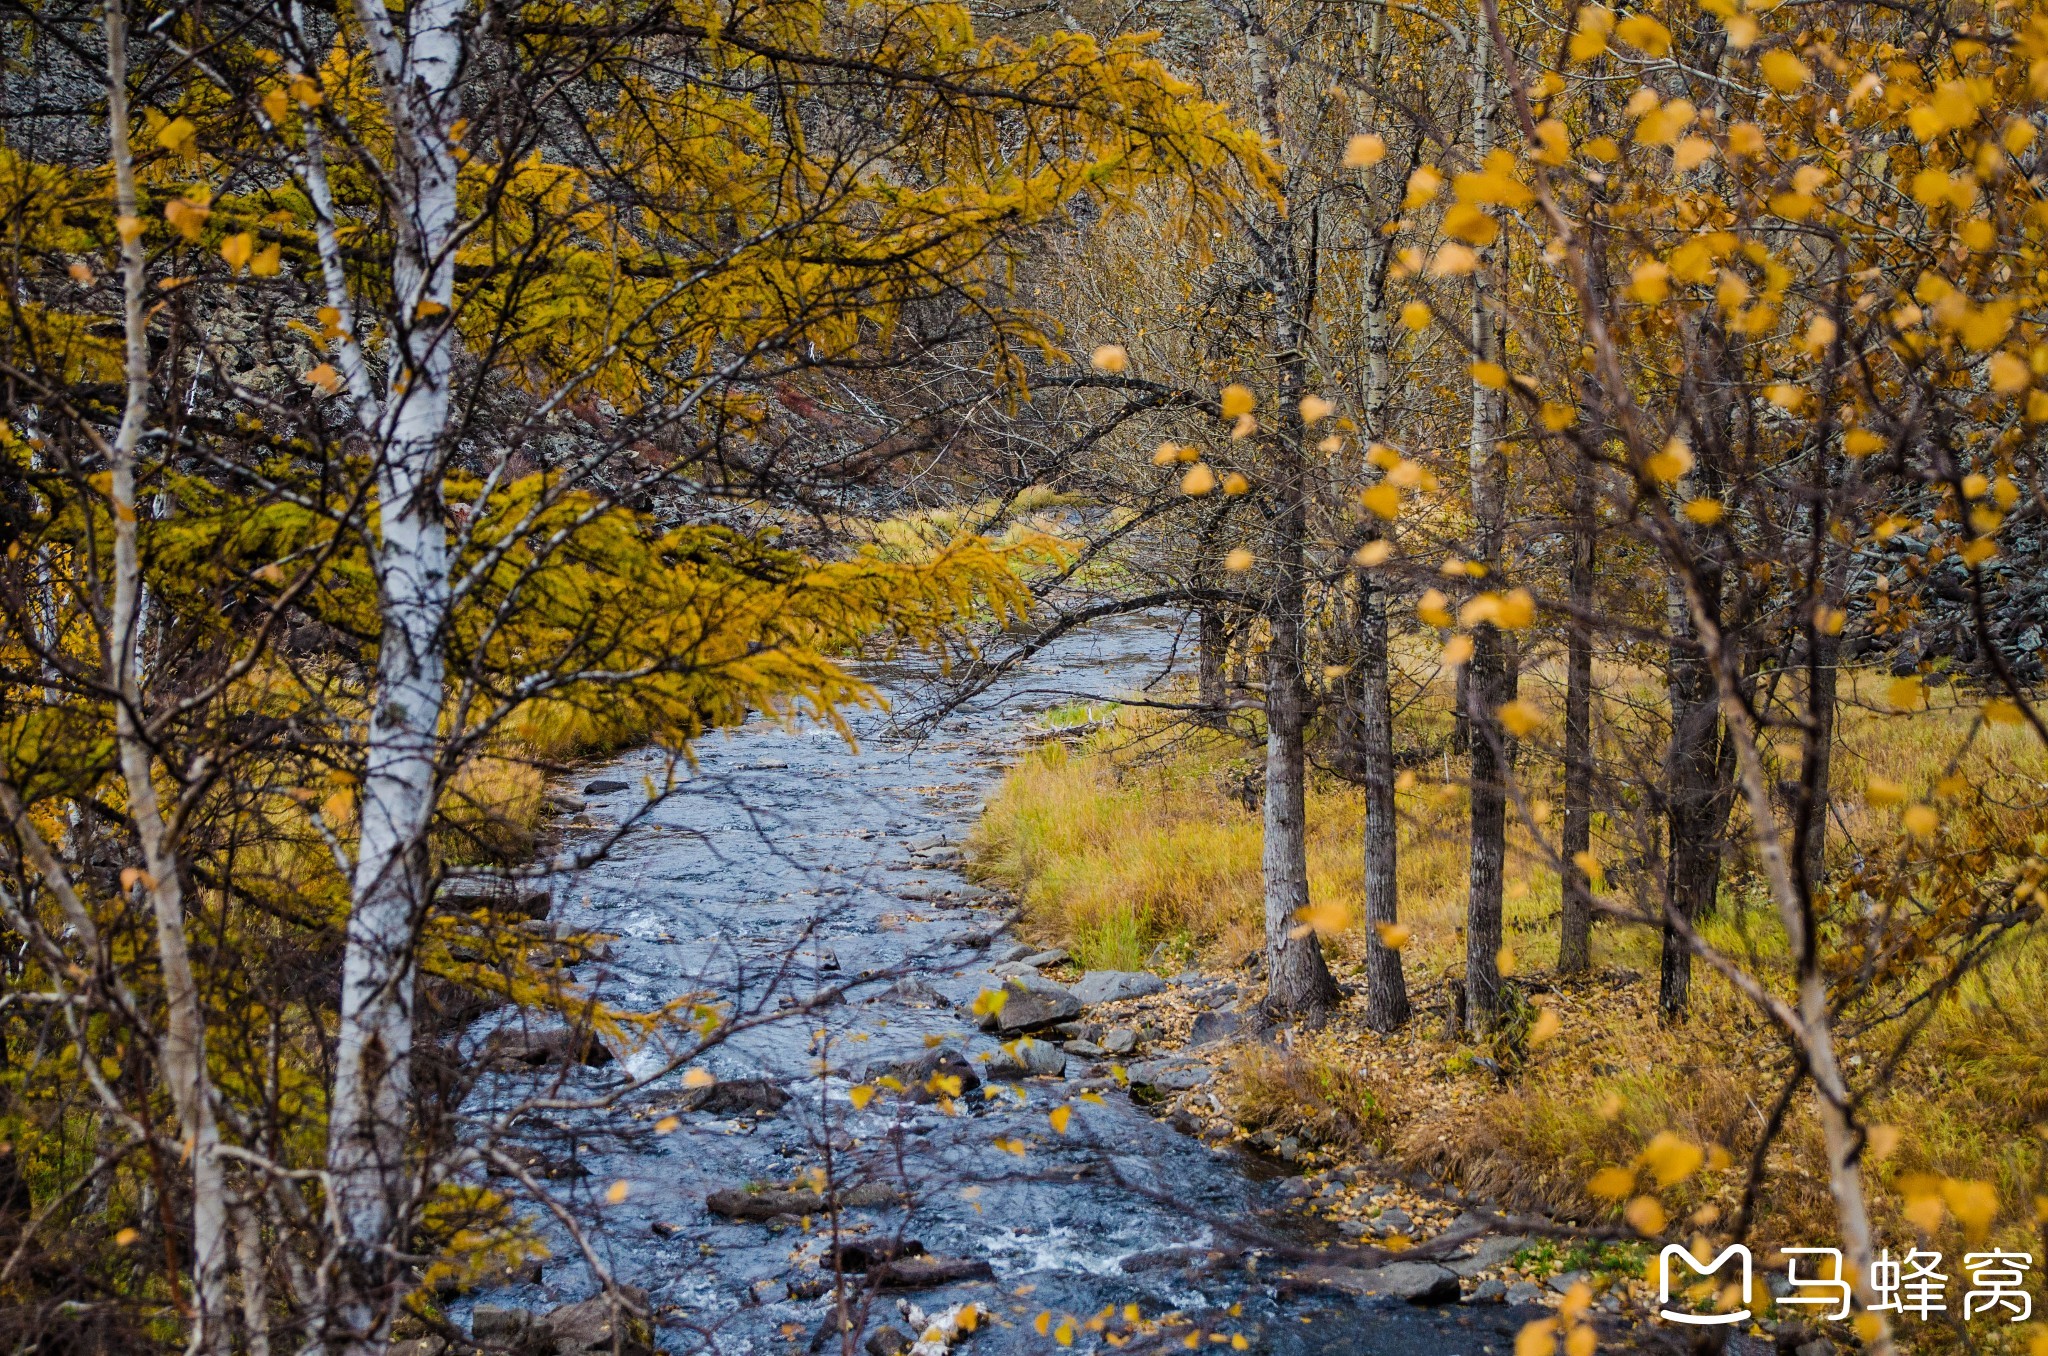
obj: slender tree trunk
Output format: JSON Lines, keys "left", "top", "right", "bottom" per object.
{"left": 1660, "top": 567, "right": 1724, "bottom": 1019}
{"left": 1199, "top": 604, "right": 1228, "bottom": 727}
{"left": 325, "top": 0, "right": 463, "bottom": 1346}
{"left": 1242, "top": 3, "right": 1339, "bottom": 1017}
{"left": 1559, "top": 466, "right": 1596, "bottom": 975}
{"left": 103, "top": 7, "right": 232, "bottom": 1348}
{"left": 1358, "top": 577, "right": 1409, "bottom": 1029}
{"left": 1463, "top": 37, "right": 1509, "bottom": 1032}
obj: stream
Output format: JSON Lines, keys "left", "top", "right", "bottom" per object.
{"left": 452, "top": 617, "right": 1703, "bottom": 1356}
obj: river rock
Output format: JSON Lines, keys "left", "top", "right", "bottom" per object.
{"left": 1290, "top": 1261, "right": 1460, "bottom": 1305}
{"left": 1064, "top": 1039, "right": 1107, "bottom": 1058}
{"left": 865, "top": 1327, "right": 910, "bottom": 1356}
{"left": 538, "top": 1288, "right": 653, "bottom": 1355}
{"left": 1466, "top": 1278, "right": 1507, "bottom": 1303}
{"left": 975, "top": 975, "right": 1081, "bottom": 1033}
{"left": 1124, "top": 1057, "right": 1210, "bottom": 1092}
{"left": 1446, "top": 1234, "right": 1530, "bottom": 1277}
{"left": 870, "top": 1256, "right": 996, "bottom": 1289}
{"left": 676, "top": 1077, "right": 789, "bottom": 1117}
{"left": 1070, "top": 970, "right": 1165, "bottom": 1005}
{"left": 583, "top": 779, "right": 630, "bottom": 794}
{"left": 1505, "top": 1281, "right": 1545, "bottom": 1305}
{"left": 866, "top": 1048, "right": 983, "bottom": 1100}
{"left": 439, "top": 878, "right": 553, "bottom": 920}
{"left": 1100, "top": 1027, "right": 1138, "bottom": 1055}
{"left": 706, "top": 1187, "right": 825, "bottom": 1220}
{"left": 472, "top": 1305, "right": 533, "bottom": 1341}
{"left": 1187, "top": 1010, "right": 1248, "bottom": 1046}
{"left": 1020, "top": 948, "right": 1069, "bottom": 968}
{"left": 830, "top": 1239, "right": 926, "bottom": 1272}
{"left": 483, "top": 1023, "right": 612, "bottom": 1068}
{"left": 994, "top": 943, "right": 1035, "bottom": 963}
{"left": 892, "top": 977, "right": 953, "bottom": 1008}
{"left": 986, "top": 1037, "right": 1067, "bottom": 1079}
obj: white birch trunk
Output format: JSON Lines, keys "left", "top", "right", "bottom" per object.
{"left": 322, "top": 0, "right": 463, "bottom": 1346}
{"left": 102, "top": 4, "right": 232, "bottom": 1349}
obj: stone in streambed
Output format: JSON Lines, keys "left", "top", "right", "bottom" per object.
{"left": 537, "top": 1289, "right": 654, "bottom": 1356}
{"left": 1069, "top": 970, "right": 1166, "bottom": 1005}
{"left": 864, "top": 1047, "right": 983, "bottom": 1100}
{"left": 869, "top": 1256, "right": 995, "bottom": 1289}
{"left": 675, "top": 1077, "right": 789, "bottom": 1117}
{"left": 985, "top": 1037, "right": 1066, "bottom": 1079}
{"left": 974, "top": 975, "right": 1081, "bottom": 1033}
{"left": 706, "top": 1187, "right": 824, "bottom": 1221}
{"left": 583, "top": 779, "right": 630, "bottom": 794}
{"left": 1123, "top": 1057, "right": 1210, "bottom": 1092}
{"left": 1287, "top": 1261, "right": 1460, "bottom": 1305}
{"left": 1100, "top": 1027, "right": 1138, "bottom": 1055}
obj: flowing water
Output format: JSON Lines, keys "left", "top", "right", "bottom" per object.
{"left": 452, "top": 618, "right": 1701, "bottom": 1356}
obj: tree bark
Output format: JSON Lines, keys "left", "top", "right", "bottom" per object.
{"left": 1199, "top": 604, "right": 1229, "bottom": 727}
{"left": 1660, "top": 564, "right": 1724, "bottom": 1019}
{"left": 1358, "top": 577, "right": 1409, "bottom": 1030}
{"left": 1559, "top": 465, "right": 1596, "bottom": 975}
{"left": 1242, "top": 2, "right": 1339, "bottom": 1018}
{"left": 103, "top": 6, "right": 232, "bottom": 1347}
{"left": 323, "top": 0, "right": 464, "bottom": 1345}
{"left": 1463, "top": 36, "right": 1509, "bottom": 1033}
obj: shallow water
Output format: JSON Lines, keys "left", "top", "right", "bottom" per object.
{"left": 452, "top": 618, "right": 1707, "bottom": 1356}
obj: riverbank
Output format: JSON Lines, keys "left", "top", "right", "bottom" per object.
{"left": 968, "top": 698, "right": 2048, "bottom": 1353}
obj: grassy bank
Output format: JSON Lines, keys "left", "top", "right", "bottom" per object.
{"left": 968, "top": 671, "right": 2048, "bottom": 1291}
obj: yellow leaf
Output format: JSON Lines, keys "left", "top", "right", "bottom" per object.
{"left": 1431, "top": 243, "right": 1479, "bottom": 276}
{"left": 1640, "top": 1132, "right": 1704, "bottom": 1187}
{"left": 1682, "top": 497, "right": 1724, "bottom": 525}
{"left": 1495, "top": 946, "right": 1518, "bottom": 977}
{"left": 1867, "top": 1124, "right": 1901, "bottom": 1161}
{"left": 289, "top": 74, "right": 323, "bottom": 107}
{"left": 606, "top": 1180, "right": 630, "bottom": 1204}
{"left": 251, "top": 241, "right": 283, "bottom": 277}
{"left": 1055, "top": 1320, "right": 1075, "bottom": 1346}
{"left": 1759, "top": 49, "right": 1810, "bottom": 92}
{"left": 1644, "top": 438, "right": 1694, "bottom": 483}
{"left": 1222, "top": 472, "right": 1250, "bottom": 496}
{"left": 1865, "top": 776, "right": 1907, "bottom": 807}
{"left": 1417, "top": 588, "right": 1452, "bottom": 627}
{"left": 1960, "top": 536, "right": 1998, "bottom": 565}
{"left": 1231, "top": 413, "right": 1258, "bottom": 440}
{"left": 1035, "top": 1313, "right": 1052, "bottom": 1336}
{"left": 1497, "top": 700, "right": 1545, "bottom": 738}
{"left": 1623, "top": 1195, "right": 1668, "bottom": 1235}
{"left": 1540, "top": 402, "right": 1577, "bottom": 431}
{"left": 1374, "top": 921, "right": 1411, "bottom": 950}
{"left": 1442, "top": 635, "right": 1475, "bottom": 667}
{"left": 156, "top": 116, "right": 199, "bottom": 152}
{"left": 1630, "top": 260, "right": 1671, "bottom": 303}
{"left": 1443, "top": 203, "right": 1499, "bottom": 246}
{"left": 164, "top": 197, "right": 211, "bottom": 242}
{"left": 1224, "top": 547, "right": 1255, "bottom": 573}
{"left": 1724, "top": 13, "right": 1758, "bottom": 48}
{"left": 1360, "top": 483, "right": 1401, "bottom": 520}
{"left": 1515, "top": 1317, "right": 1558, "bottom": 1356}
{"left": 304, "top": 363, "right": 342, "bottom": 394}
{"left": 1941, "top": 1178, "right": 1998, "bottom": 1241}
{"left": 1588, "top": 1166, "right": 1636, "bottom": 1201}
{"left": 1887, "top": 676, "right": 1926, "bottom": 710}
{"left": 1400, "top": 301, "right": 1432, "bottom": 331}
{"left": 1529, "top": 1008, "right": 1561, "bottom": 1045}
{"left": 1984, "top": 697, "right": 2026, "bottom": 725}
{"left": 1403, "top": 166, "right": 1442, "bottom": 209}
{"left": 1091, "top": 344, "right": 1130, "bottom": 374}
{"left": 262, "top": 86, "right": 291, "bottom": 124}
{"left": 1673, "top": 135, "right": 1715, "bottom": 171}
{"left": 1295, "top": 899, "right": 1352, "bottom": 938}
{"left": 1049, "top": 1106, "right": 1072, "bottom": 1134}
{"left": 1152, "top": 441, "right": 1181, "bottom": 467}
{"left": 1615, "top": 14, "right": 1672, "bottom": 54}
{"left": 654, "top": 1115, "right": 681, "bottom": 1134}
{"left": 848, "top": 1085, "right": 876, "bottom": 1110}
{"left": 1299, "top": 394, "right": 1334, "bottom": 424}
{"left": 220, "top": 232, "right": 254, "bottom": 273}
{"left": 1354, "top": 540, "right": 1393, "bottom": 567}
{"left": 1902, "top": 803, "right": 1939, "bottom": 837}
{"left": 1181, "top": 464, "right": 1218, "bottom": 496}
{"left": 1844, "top": 428, "right": 1885, "bottom": 457}
{"left": 971, "top": 988, "right": 1008, "bottom": 1018}
{"left": 1342, "top": 133, "right": 1387, "bottom": 168}
{"left": 1469, "top": 362, "right": 1508, "bottom": 390}
{"left": 682, "top": 1068, "right": 716, "bottom": 1088}
{"left": 1220, "top": 384, "right": 1256, "bottom": 419}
